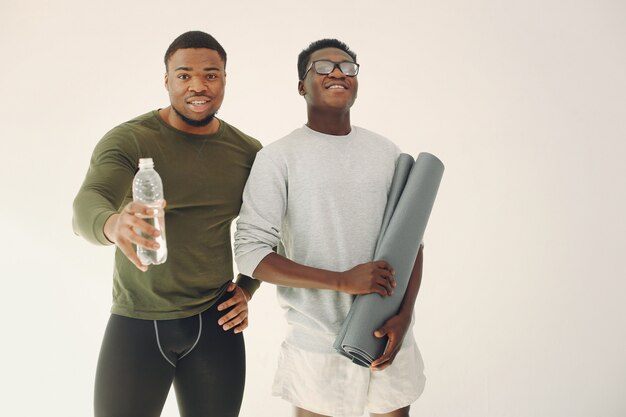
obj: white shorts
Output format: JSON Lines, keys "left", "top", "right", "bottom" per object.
{"left": 272, "top": 336, "right": 426, "bottom": 417}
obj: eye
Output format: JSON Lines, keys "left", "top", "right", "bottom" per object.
{"left": 177, "top": 74, "right": 189, "bottom": 80}
{"left": 207, "top": 74, "right": 218, "bottom": 80}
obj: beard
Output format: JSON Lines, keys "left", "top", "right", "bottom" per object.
{"left": 172, "top": 105, "right": 217, "bottom": 127}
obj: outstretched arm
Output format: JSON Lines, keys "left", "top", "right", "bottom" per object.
{"left": 370, "top": 243, "right": 424, "bottom": 370}
{"left": 73, "top": 132, "right": 166, "bottom": 271}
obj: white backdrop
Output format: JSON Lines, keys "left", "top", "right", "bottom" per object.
{"left": 1, "top": 1, "right": 625, "bottom": 416}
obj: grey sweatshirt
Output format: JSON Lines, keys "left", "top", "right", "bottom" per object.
{"left": 235, "top": 125, "right": 400, "bottom": 352}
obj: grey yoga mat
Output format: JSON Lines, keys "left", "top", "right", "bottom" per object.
{"left": 334, "top": 152, "right": 444, "bottom": 367}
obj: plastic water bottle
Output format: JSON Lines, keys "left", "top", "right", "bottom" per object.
{"left": 132, "top": 158, "right": 167, "bottom": 265}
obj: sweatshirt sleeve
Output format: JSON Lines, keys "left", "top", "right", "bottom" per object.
{"left": 235, "top": 273, "right": 262, "bottom": 297}
{"left": 72, "top": 130, "right": 138, "bottom": 245}
{"left": 234, "top": 151, "right": 287, "bottom": 277}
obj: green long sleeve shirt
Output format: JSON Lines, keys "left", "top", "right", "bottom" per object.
{"left": 73, "top": 110, "right": 262, "bottom": 319}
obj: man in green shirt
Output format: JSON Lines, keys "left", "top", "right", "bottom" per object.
{"left": 73, "top": 31, "right": 261, "bottom": 417}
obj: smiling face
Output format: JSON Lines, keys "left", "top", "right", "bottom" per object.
{"left": 163, "top": 48, "right": 226, "bottom": 133}
{"left": 298, "top": 47, "right": 358, "bottom": 114}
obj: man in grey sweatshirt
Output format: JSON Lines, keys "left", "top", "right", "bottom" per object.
{"left": 235, "top": 39, "right": 425, "bottom": 417}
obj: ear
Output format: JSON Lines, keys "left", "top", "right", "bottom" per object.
{"left": 164, "top": 72, "right": 169, "bottom": 91}
{"left": 298, "top": 80, "right": 305, "bottom": 96}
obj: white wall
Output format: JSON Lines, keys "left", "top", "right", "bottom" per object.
{"left": 1, "top": 1, "right": 624, "bottom": 416}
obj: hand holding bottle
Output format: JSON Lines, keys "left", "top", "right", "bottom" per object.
{"left": 103, "top": 200, "right": 166, "bottom": 272}
{"left": 103, "top": 158, "right": 168, "bottom": 271}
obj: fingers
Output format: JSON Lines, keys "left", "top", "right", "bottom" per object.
{"left": 375, "top": 276, "right": 394, "bottom": 296}
{"left": 374, "top": 324, "right": 388, "bottom": 339}
{"left": 374, "top": 261, "right": 396, "bottom": 287}
{"left": 118, "top": 203, "right": 161, "bottom": 245}
{"left": 124, "top": 223, "right": 160, "bottom": 249}
{"left": 117, "top": 239, "right": 148, "bottom": 272}
{"left": 371, "top": 335, "right": 399, "bottom": 370}
{"left": 370, "top": 355, "right": 388, "bottom": 369}
{"left": 217, "top": 286, "right": 249, "bottom": 333}
{"left": 105, "top": 201, "right": 167, "bottom": 272}
{"left": 232, "top": 317, "right": 249, "bottom": 333}
{"left": 342, "top": 261, "right": 397, "bottom": 296}
{"left": 374, "top": 260, "right": 395, "bottom": 275}
{"left": 371, "top": 283, "right": 389, "bottom": 297}
{"left": 218, "top": 303, "right": 248, "bottom": 332}
{"left": 217, "top": 303, "right": 243, "bottom": 324}
{"left": 371, "top": 350, "right": 398, "bottom": 370}
{"left": 223, "top": 283, "right": 250, "bottom": 301}
{"left": 118, "top": 202, "right": 162, "bottom": 238}
{"left": 372, "top": 316, "right": 409, "bottom": 369}
{"left": 124, "top": 201, "right": 161, "bottom": 218}
{"left": 370, "top": 338, "right": 391, "bottom": 369}
{"left": 217, "top": 287, "right": 242, "bottom": 311}
{"left": 372, "top": 267, "right": 395, "bottom": 296}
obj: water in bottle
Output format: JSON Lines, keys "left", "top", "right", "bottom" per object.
{"left": 132, "top": 158, "right": 167, "bottom": 265}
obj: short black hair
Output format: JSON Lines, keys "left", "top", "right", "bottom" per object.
{"left": 297, "top": 39, "right": 357, "bottom": 80}
{"left": 164, "top": 31, "right": 227, "bottom": 70}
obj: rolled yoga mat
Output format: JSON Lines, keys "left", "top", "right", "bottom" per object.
{"left": 334, "top": 152, "right": 444, "bottom": 367}
{"left": 333, "top": 153, "right": 414, "bottom": 361}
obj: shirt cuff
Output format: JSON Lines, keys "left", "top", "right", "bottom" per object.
{"left": 235, "top": 273, "right": 261, "bottom": 298}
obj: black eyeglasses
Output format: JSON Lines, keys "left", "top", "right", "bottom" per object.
{"left": 302, "top": 60, "right": 360, "bottom": 79}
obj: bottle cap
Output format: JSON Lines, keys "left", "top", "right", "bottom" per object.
{"left": 138, "top": 158, "right": 154, "bottom": 169}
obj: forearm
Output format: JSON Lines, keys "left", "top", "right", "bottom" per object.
{"left": 252, "top": 252, "right": 341, "bottom": 291}
{"left": 72, "top": 189, "right": 119, "bottom": 245}
{"left": 398, "top": 244, "right": 424, "bottom": 318}
{"left": 73, "top": 135, "right": 137, "bottom": 245}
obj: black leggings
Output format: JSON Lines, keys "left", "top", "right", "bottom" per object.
{"left": 94, "top": 296, "right": 245, "bottom": 417}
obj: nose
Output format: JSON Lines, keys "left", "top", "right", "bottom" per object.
{"left": 328, "top": 64, "right": 345, "bottom": 78}
{"left": 188, "top": 76, "right": 208, "bottom": 93}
